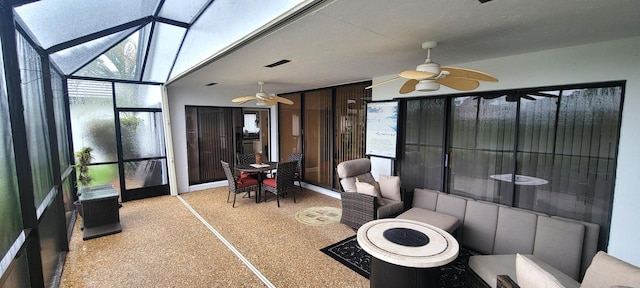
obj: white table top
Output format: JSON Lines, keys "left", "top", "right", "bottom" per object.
{"left": 357, "top": 218, "right": 459, "bottom": 268}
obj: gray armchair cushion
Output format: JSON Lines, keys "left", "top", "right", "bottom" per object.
{"left": 337, "top": 158, "right": 371, "bottom": 178}
{"left": 337, "top": 158, "right": 373, "bottom": 193}
{"left": 377, "top": 198, "right": 404, "bottom": 218}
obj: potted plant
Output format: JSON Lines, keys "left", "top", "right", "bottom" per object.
{"left": 74, "top": 146, "right": 94, "bottom": 216}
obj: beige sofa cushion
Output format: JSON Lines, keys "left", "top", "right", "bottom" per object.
{"left": 516, "top": 254, "right": 566, "bottom": 288}
{"left": 469, "top": 254, "right": 579, "bottom": 288}
{"left": 412, "top": 188, "right": 439, "bottom": 210}
{"left": 396, "top": 207, "right": 459, "bottom": 233}
{"left": 580, "top": 251, "right": 640, "bottom": 288}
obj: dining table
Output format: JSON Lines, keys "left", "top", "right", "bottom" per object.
{"left": 234, "top": 162, "right": 277, "bottom": 203}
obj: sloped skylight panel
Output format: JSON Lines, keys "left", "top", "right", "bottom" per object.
{"left": 170, "top": 0, "right": 308, "bottom": 80}
{"left": 50, "top": 27, "right": 136, "bottom": 75}
{"left": 74, "top": 24, "right": 152, "bottom": 81}
{"left": 142, "top": 23, "right": 187, "bottom": 82}
{"left": 158, "top": 0, "right": 210, "bottom": 24}
{"left": 15, "top": 0, "right": 159, "bottom": 49}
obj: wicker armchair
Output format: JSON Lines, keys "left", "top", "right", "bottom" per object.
{"left": 221, "top": 160, "right": 259, "bottom": 207}
{"left": 336, "top": 158, "right": 404, "bottom": 229}
{"left": 263, "top": 161, "right": 298, "bottom": 207}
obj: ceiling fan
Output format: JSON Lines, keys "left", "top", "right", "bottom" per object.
{"left": 232, "top": 81, "right": 294, "bottom": 106}
{"left": 366, "top": 41, "right": 499, "bottom": 93}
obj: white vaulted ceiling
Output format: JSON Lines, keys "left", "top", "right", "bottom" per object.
{"left": 168, "top": 0, "right": 640, "bottom": 97}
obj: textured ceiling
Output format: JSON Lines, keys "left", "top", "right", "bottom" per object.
{"left": 171, "top": 0, "right": 640, "bottom": 98}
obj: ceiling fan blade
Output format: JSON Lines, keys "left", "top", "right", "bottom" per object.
{"left": 263, "top": 99, "right": 277, "bottom": 106}
{"left": 232, "top": 95, "right": 256, "bottom": 103}
{"left": 441, "top": 66, "right": 498, "bottom": 82}
{"left": 270, "top": 95, "right": 294, "bottom": 105}
{"left": 437, "top": 76, "right": 480, "bottom": 91}
{"left": 365, "top": 76, "right": 402, "bottom": 89}
{"left": 399, "top": 79, "right": 419, "bottom": 94}
{"left": 399, "top": 70, "right": 437, "bottom": 80}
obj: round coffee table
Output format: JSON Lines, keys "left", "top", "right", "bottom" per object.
{"left": 357, "top": 218, "right": 459, "bottom": 288}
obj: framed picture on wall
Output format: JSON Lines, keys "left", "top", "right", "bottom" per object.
{"left": 365, "top": 100, "right": 398, "bottom": 159}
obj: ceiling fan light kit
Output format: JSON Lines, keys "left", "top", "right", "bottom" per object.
{"left": 367, "top": 41, "right": 498, "bottom": 93}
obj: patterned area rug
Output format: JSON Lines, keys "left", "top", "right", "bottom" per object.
{"left": 320, "top": 235, "right": 475, "bottom": 287}
{"left": 295, "top": 206, "right": 342, "bottom": 226}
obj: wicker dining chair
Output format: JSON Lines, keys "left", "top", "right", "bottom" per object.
{"left": 221, "top": 160, "right": 259, "bottom": 207}
{"left": 236, "top": 153, "right": 260, "bottom": 179}
{"left": 288, "top": 152, "right": 303, "bottom": 192}
{"left": 262, "top": 161, "right": 298, "bottom": 207}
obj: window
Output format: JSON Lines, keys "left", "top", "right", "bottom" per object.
{"left": 400, "top": 82, "right": 624, "bottom": 250}
{"left": 0, "top": 32, "right": 24, "bottom": 263}
{"left": 17, "top": 31, "right": 54, "bottom": 207}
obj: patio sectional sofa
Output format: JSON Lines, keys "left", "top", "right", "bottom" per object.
{"left": 397, "top": 188, "right": 602, "bottom": 288}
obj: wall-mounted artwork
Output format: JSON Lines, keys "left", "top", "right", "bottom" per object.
{"left": 365, "top": 101, "right": 398, "bottom": 159}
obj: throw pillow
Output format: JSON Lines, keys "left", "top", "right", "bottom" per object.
{"left": 581, "top": 251, "right": 640, "bottom": 288}
{"left": 378, "top": 174, "right": 401, "bottom": 201}
{"left": 356, "top": 174, "right": 381, "bottom": 194}
{"left": 516, "top": 254, "right": 565, "bottom": 288}
{"left": 355, "top": 181, "right": 384, "bottom": 206}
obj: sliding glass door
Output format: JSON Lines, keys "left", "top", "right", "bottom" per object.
{"left": 399, "top": 82, "right": 623, "bottom": 250}
{"left": 278, "top": 82, "right": 371, "bottom": 190}
{"left": 185, "top": 106, "right": 242, "bottom": 185}
{"left": 448, "top": 94, "right": 517, "bottom": 204}
{"left": 401, "top": 98, "right": 446, "bottom": 191}
{"left": 304, "top": 89, "right": 333, "bottom": 186}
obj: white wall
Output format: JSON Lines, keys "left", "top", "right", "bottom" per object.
{"left": 370, "top": 36, "right": 640, "bottom": 265}
{"left": 165, "top": 85, "right": 277, "bottom": 193}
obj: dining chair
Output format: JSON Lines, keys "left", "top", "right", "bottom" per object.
{"left": 288, "top": 152, "right": 303, "bottom": 192}
{"left": 262, "top": 161, "right": 298, "bottom": 207}
{"left": 221, "top": 160, "right": 259, "bottom": 208}
{"left": 236, "top": 153, "right": 260, "bottom": 179}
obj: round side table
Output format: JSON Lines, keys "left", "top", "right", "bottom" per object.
{"left": 357, "top": 218, "right": 459, "bottom": 288}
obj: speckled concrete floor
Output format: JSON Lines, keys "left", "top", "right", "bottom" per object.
{"left": 60, "top": 187, "right": 368, "bottom": 288}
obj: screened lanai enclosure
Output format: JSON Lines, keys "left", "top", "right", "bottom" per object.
{"left": 0, "top": 0, "right": 314, "bottom": 286}
{"left": 0, "top": 0, "right": 633, "bottom": 286}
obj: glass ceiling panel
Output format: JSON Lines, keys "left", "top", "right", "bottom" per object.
{"left": 142, "top": 23, "right": 187, "bottom": 83}
{"left": 170, "top": 0, "right": 307, "bottom": 79}
{"left": 158, "top": 0, "right": 210, "bottom": 24}
{"left": 50, "top": 27, "right": 137, "bottom": 75}
{"left": 15, "top": 0, "right": 159, "bottom": 49}
{"left": 74, "top": 24, "right": 152, "bottom": 81}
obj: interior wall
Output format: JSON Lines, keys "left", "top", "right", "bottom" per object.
{"left": 370, "top": 36, "right": 640, "bottom": 266}
{"left": 165, "top": 85, "right": 276, "bottom": 193}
